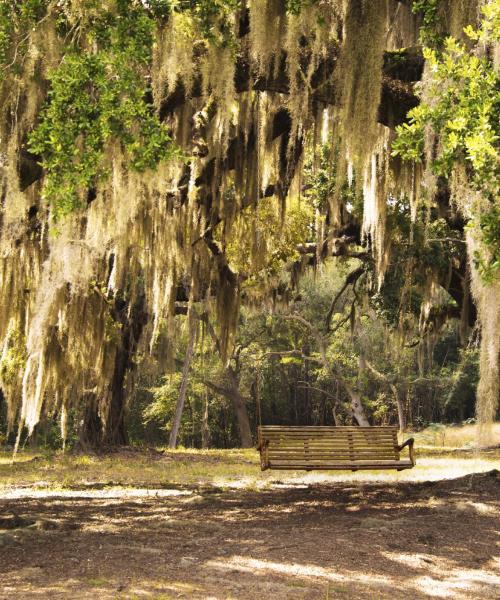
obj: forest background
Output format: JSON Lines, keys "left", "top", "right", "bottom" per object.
{"left": 0, "top": 0, "right": 498, "bottom": 452}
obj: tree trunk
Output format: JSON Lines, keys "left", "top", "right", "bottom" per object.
{"left": 332, "top": 402, "right": 339, "bottom": 426}
{"left": 101, "top": 292, "right": 147, "bottom": 447}
{"left": 362, "top": 357, "right": 406, "bottom": 432}
{"left": 390, "top": 383, "right": 406, "bottom": 432}
{"left": 78, "top": 394, "right": 103, "bottom": 450}
{"left": 343, "top": 382, "right": 370, "bottom": 426}
{"left": 203, "top": 368, "right": 253, "bottom": 448}
{"left": 226, "top": 366, "right": 253, "bottom": 448}
{"left": 231, "top": 392, "right": 253, "bottom": 448}
{"left": 169, "top": 311, "right": 197, "bottom": 449}
{"left": 104, "top": 349, "right": 129, "bottom": 446}
{"left": 195, "top": 310, "right": 253, "bottom": 448}
{"left": 201, "top": 391, "right": 210, "bottom": 449}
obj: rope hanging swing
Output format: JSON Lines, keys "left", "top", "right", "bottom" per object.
{"left": 255, "top": 364, "right": 415, "bottom": 472}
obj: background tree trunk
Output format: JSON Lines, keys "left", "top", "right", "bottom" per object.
{"left": 77, "top": 395, "right": 103, "bottom": 451}
{"left": 226, "top": 366, "right": 253, "bottom": 448}
{"left": 104, "top": 349, "right": 129, "bottom": 446}
{"left": 201, "top": 391, "right": 210, "bottom": 449}
{"left": 169, "top": 311, "right": 197, "bottom": 449}
{"left": 363, "top": 358, "right": 406, "bottom": 432}
{"left": 390, "top": 383, "right": 406, "bottom": 432}
{"left": 197, "top": 311, "right": 253, "bottom": 447}
{"left": 203, "top": 367, "right": 254, "bottom": 448}
{"left": 343, "top": 384, "right": 370, "bottom": 426}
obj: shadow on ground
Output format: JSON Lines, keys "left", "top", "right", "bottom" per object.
{"left": 1, "top": 470, "right": 499, "bottom": 599}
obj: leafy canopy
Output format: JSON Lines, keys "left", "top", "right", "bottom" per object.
{"left": 393, "top": 3, "right": 500, "bottom": 282}
{"left": 26, "top": 1, "right": 179, "bottom": 219}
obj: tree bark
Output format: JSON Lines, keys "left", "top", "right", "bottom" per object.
{"left": 101, "top": 292, "right": 147, "bottom": 446}
{"left": 77, "top": 394, "right": 103, "bottom": 451}
{"left": 195, "top": 310, "right": 253, "bottom": 447}
{"left": 104, "top": 350, "right": 129, "bottom": 446}
{"left": 203, "top": 370, "right": 253, "bottom": 448}
{"left": 226, "top": 365, "right": 253, "bottom": 448}
{"left": 363, "top": 358, "right": 406, "bottom": 432}
{"left": 391, "top": 383, "right": 406, "bottom": 433}
{"left": 201, "top": 390, "right": 210, "bottom": 449}
{"left": 342, "top": 382, "right": 370, "bottom": 427}
{"left": 168, "top": 310, "right": 197, "bottom": 449}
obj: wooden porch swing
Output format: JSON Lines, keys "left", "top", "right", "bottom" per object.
{"left": 254, "top": 368, "right": 415, "bottom": 472}
{"left": 257, "top": 426, "right": 415, "bottom": 471}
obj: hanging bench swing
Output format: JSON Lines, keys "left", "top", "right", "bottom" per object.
{"left": 257, "top": 426, "right": 415, "bottom": 472}
{"left": 253, "top": 370, "right": 415, "bottom": 472}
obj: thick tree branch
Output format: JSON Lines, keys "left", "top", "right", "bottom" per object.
{"left": 281, "top": 313, "right": 370, "bottom": 426}
{"left": 362, "top": 357, "right": 406, "bottom": 431}
{"left": 325, "top": 267, "right": 365, "bottom": 330}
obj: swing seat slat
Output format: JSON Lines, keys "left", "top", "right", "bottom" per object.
{"left": 257, "top": 426, "right": 415, "bottom": 471}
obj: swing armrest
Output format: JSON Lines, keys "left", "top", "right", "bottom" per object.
{"left": 397, "top": 437, "right": 415, "bottom": 465}
{"left": 258, "top": 438, "right": 270, "bottom": 470}
{"left": 257, "top": 438, "right": 269, "bottom": 451}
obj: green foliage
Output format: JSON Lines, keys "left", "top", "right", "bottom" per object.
{"left": 303, "top": 143, "right": 336, "bottom": 213}
{"left": 143, "top": 372, "right": 187, "bottom": 427}
{"left": 285, "top": 0, "right": 318, "bottom": 16}
{"left": 223, "top": 196, "right": 314, "bottom": 290}
{"left": 393, "top": 39, "right": 499, "bottom": 189}
{"left": 0, "top": 0, "right": 47, "bottom": 72}
{"left": 391, "top": 110, "right": 425, "bottom": 162}
{"left": 0, "top": 3, "right": 12, "bottom": 68}
{"left": 144, "top": 0, "right": 174, "bottom": 18}
{"left": 369, "top": 196, "right": 464, "bottom": 328}
{"left": 411, "top": 0, "right": 442, "bottom": 46}
{"left": 474, "top": 206, "right": 500, "bottom": 283}
{"left": 393, "top": 5, "right": 500, "bottom": 281}
{"left": 143, "top": 349, "right": 241, "bottom": 448}
{"left": 464, "top": 1, "right": 500, "bottom": 42}
{"left": 185, "top": 0, "right": 240, "bottom": 46}
{"left": 27, "top": 1, "right": 179, "bottom": 219}
{"left": 303, "top": 141, "right": 363, "bottom": 220}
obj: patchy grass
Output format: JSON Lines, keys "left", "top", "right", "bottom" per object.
{"left": 0, "top": 447, "right": 262, "bottom": 491}
{"left": 0, "top": 424, "right": 498, "bottom": 494}
{"left": 86, "top": 577, "right": 109, "bottom": 587}
{"left": 412, "top": 422, "right": 500, "bottom": 450}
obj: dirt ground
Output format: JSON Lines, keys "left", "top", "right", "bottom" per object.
{"left": 0, "top": 467, "right": 499, "bottom": 599}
